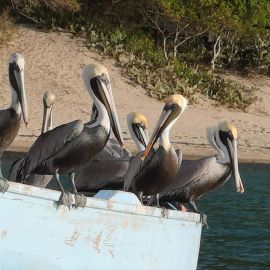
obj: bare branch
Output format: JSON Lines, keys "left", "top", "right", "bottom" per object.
{"left": 211, "top": 35, "right": 221, "bottom": 72}
{"left": 11, "top": 0, "right": 40, "bottom": 24}
{"left": 173, "top": 29, "right": 207, "bottom": 58}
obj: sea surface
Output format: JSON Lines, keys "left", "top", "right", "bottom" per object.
{"left": 1, "top": 155, "right": 270, "bottom": 270}
{"left": 198, "top": 163, "right": 270, "bottom": 270}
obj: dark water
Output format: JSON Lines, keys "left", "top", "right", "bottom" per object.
{"left": 198, "top": 163, "right": 270, "bottom": 270}
{"left": 2, "top": 155, "right": 270, "bottom": 269}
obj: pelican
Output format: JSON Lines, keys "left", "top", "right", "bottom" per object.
{"left": 16, "top": 63, "right": 124, "bottom": 208}
{"left": 154, "top": 120, "right": 244, "bottom": 224}
{"left": 0, "top": 53, "right": 28, "bottom": 192}
{"left": 9, "top": 91, "right": 55, "bottom": 187}
{"left": 123, "top": 94, "right": 188, "bottom": 203}
{"left": 76, "top": 112, "right": 149, "bottom": 192}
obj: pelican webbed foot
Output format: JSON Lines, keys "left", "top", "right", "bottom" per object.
{"left": 200, "top": 213, "right": 209, "bottom": 228}
{"left": 0, "top": 177, "right": 9, "bottom": 193}
{"left": 188, "top": 200, "right": 209, "bottom": 228}
{"left": 54, "top": 170, "right": 73, "bottom": 209}
{"left": 59, "top": 191, "right": 73, "bottom": 209}
{"left": 70, "top": 173, "right": 87, "bottom": 209}
{"left": 161, "top": 207, "right": 169, "bottom": 218}
{"left": 74, "top": 193, "right": 87, "bottom": 209}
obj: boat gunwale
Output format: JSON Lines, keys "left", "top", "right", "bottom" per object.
{"left": 3, "top": 181, "right": 201, "bottom": 223}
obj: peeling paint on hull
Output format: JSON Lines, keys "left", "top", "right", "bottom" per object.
{"left": 0, "top": 182, "right": 202, "bottom": 270}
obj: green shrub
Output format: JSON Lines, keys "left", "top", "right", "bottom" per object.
{"left": 82, "top": 24, "right": 258, "bottom": 109}
{"left": 0, "top": 0, "right": 260, "bottom": 109}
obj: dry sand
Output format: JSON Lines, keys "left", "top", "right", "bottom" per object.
{"left": 0, "top": 26, "right": 270, "bottom": 163}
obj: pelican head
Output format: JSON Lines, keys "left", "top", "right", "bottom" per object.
{"left": 142, "top": 94, "right": 188, "bottom": 158}
{"left": 8, "top": 53, "right": 28, "bottom": 126}
{"left": 208, "top": 120, "right": 244, "bottom": 193}
{"left": 42, "top": 91, "right": 55, "bottom": 133}
{"left": 82, "top": 64, "right": 124, "bottom": 147}
{"left": 127, "top": 112, "right": 149, "bottom": 151}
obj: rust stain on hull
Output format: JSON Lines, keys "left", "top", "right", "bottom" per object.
{"left": 92, "top": 233, "right": 102, "bottom": 253}
{"left": 0, "top": 230, "right": 7, "bottom": 239}
{"left": 65, "top": 226, "right": 81, "bottom": 246}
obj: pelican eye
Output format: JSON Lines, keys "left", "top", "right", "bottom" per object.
{"left": 139, "top": 122, "right": 146, "bottom": 129}
{"left": 164, "top": 103, "right": 176, "bottom": 111}
{"left": 219, "top": 130, "right": 230, "bottom": 146}
{"left": 164, "top": 103, "right": 171, "bottom": 111}
{"left": 228, "top": 130, "right": 234, "bottom": 140}
{"left": 99, "top": 73, "right": 110, "bottom": 85}
{"left": 10, "top": 62, "right": 20, "bottom": 73}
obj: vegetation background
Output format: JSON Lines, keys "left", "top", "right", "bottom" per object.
{"left": 0, "top": 0, "right": 269, "bottom": 109}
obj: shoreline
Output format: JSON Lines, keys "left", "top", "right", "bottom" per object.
{"left": 6, "top": 140, "right": 270, "bottom": 164}
{"left": 1, "top": 26, "right": 270, "bottom": 166}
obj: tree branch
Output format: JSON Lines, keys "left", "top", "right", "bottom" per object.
{"left": 11, "top": 0, "right": 40, "bottom": 24}
{"left": 211, "top": 35, "right": 221, "bottom": 72}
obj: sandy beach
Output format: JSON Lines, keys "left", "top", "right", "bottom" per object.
{"left": 0, "top": 26, "right": 270, "bottom": 163}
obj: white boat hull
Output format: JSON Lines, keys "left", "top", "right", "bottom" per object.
{"left": 0, "top": 182, "right": 202, "bottom": 270}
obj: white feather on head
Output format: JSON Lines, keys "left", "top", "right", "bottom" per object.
{"left": 82, "top": 63, "right": 109, "bottom": 81}
{"left": 127, "top": 112, "right": 148, "bottom": 127}
{"left": 9, "top": 53, "right": 25, "bottom": 70}
{"left": 218, "top": 119, "right": 238, "bottom": 139}
{"left": 43, "top": 91, "right": 55, "bottom": 108}
{"left": 165, "top": 94, "right": 188, "bottom": 113}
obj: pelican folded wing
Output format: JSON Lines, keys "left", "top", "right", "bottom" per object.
{"left": 20, "top": 120, "right": 84, "bottom": 177}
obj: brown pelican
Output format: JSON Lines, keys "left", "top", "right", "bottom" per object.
{"left": 75, "top": 112, "right": 149, "bottom": 192}
{"left": 123, "top": 94, "right": 188, "bottom": 204}
{"left": 153, "top": 120, "right": 244, "bottom": 224}
{"left": 127, "top": 112, "right": 149, "bottom": 152}
{"left": 0, "top": 53, "right": 28, "bottom": 192}
{"left": 9, "top": 91, "right": 55, "bottom": 187}
{"left": 16, "top": 63, "right": 124, "bottom": 208}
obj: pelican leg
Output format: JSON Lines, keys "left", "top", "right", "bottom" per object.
{"left": 0, "top": 159, "right": 6, "bottom": 178}
{"left": 156, "top": 193, "right": 160, "bottom": 207}
{"left": 0, "top": 160, "right": 8, "bottom": 193}
{"left": 148, "top": 193, "right": 161, "bottom": 207}
{"left": 0, "top": 178, "right": 9, "bottom": 193}
{"left": 0, "top": 161, "right": 3, "bottom": 178}
{"left": 54, "top": 171, "right": 73, "bottom": 209}
{"left": 154, "top": 194, "right": 169, "bottom": 217}
{"left": 138, "top": 191, "right": 144, "bottom": 204}
{"left": 70, "top": 173, "right": 87, "bottom": 209}
{"left": 188, "top": 200, "right": 208, "bottom": 228}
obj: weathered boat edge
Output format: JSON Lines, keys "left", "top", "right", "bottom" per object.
{"left": 4, "top": 181, "right": 202, "bottom": 223}
{"left": 0, "top": 181, "right": 202, "bottom": 270}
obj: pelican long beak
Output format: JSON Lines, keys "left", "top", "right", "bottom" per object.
{"left": 227, "top": 139, "right": 244, "bottom": 193}
{"left": 142, "top": 109, "right": 172, "bottom": 159}
{"left": 140, "top": 127, "right": 149, "bottom": 148}
{"left": 41, "top": 104, "right": 53, "bottom": 133}
{"left": 132, "top": 124, "right": 149, "bottom": 149}
{"left": 9, "top": 63, "right": 28, "bottom": 126}
{"left": 97, "top": 77, "right": 125, "bottom": 147}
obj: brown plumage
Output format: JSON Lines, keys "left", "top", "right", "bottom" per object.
{"left": 9, "top": 91, "right": 55, "bottom": 187}
{"left": 151, "top": 121, "right": 244, "bottom": 227}
{"left": 75, "top": 112, "right": 148, "bottom": 193}
{"left": 0, "top": 109, "right": 20, "bottom": 155}
{"left": 16, "top": 63, "right": 124, "bottom": 208}
{"left": 123, "top": 94, "right": 188, "bottom": 202}
{"left": 0, "top": 53, "right": 28, "bottom": 185}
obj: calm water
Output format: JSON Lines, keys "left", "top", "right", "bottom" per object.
{"left": 1, "top": 155, "right": 270, "bottom": 269}
{"left": 198, "top": 163, "right": 270, "bottom": 270}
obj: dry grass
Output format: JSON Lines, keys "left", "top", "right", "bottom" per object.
{"left": 0, "top": 9, "right": 16, "bottom": 49}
